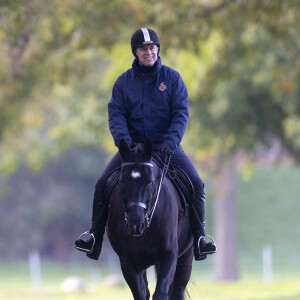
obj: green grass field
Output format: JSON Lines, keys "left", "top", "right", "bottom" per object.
{"left": 1, "top": 165, "right": 300, "bottom": 299}
{"left": 1, "top": 281, "right": 300, "bottom": 300}
{"left": 1, "top": 260, "right": 299, "bottom": 300}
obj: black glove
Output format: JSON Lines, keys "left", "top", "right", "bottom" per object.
{"left": 159, "top": 142, "right": 173, "bottom": 155}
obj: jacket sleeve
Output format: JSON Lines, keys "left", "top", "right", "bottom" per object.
{"left": 108, "top": 78, "right": 133, "bottom": 147}
{"left": 164, "top": 73, "right": 189, "bottom": 150}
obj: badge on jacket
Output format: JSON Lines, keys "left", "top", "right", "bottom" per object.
{"left": 159, "top": 82, "right": 166, "bottom": 92}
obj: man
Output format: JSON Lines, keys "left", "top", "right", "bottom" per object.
{"left": 75, "top": 28, "right": 216, "bottom": 261}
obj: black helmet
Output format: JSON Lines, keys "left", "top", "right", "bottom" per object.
{"left": 131, "top": 28, "right": 160, "bottom": 56}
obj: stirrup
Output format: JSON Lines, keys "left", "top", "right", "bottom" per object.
{"left": 75, "top": 231, "right": 95, "bottom": 254}
{"left": 198, "top": 234, "right": 217, "bottom": 255}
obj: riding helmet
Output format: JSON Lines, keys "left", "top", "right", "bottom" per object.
{"left": 131, "top": 28, "right": 160, "bottom": 56}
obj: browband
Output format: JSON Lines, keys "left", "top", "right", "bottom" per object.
{"left": 122, "top": 162, "right": 153, "bottom": 168}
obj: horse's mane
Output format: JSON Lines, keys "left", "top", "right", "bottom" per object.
{"left": 122, "top": 142, "right": 156, "bottom": 166}
{"left": 128, "top": 142, "right": 146, "bottom": 153}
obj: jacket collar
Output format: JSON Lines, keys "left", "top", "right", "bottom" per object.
{"left": 132, "top": 56, "right": 162, "bottom": 78}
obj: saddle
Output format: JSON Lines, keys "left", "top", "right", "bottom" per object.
{"left": 152, "top": 153, "right": 194, "bottom": 210}
{"left": 104, "top": 153, "right": 194, "bottom": 211}
{"left": 104, "top": 167, "right": 121, "bottom": 202}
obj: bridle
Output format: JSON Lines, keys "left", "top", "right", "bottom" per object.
{"left": 121, "top": 155, "right": 171, "bottom": 228}
{"left": 122, "top": 162, "right": 154, "bottom": 211}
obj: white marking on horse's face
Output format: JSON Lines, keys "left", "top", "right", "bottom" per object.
{"left": 131, "top": 170, "right": 141, "bottom": 179}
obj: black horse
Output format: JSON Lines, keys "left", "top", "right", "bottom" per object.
{"left": 107, "top": 138, "right": 193, "bottom": 300}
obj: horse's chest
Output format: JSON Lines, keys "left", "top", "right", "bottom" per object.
{"left": 127, "top": 247, "right": 159, "bottom": 268}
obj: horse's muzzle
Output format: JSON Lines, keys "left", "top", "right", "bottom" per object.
{"left": 126, "top": 222, "right": 145, "bottom": 237}
{"left": 125, "top": 209, "right": 147, "bottom": 237}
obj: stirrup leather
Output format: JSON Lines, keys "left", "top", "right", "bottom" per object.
{"left": 75, "top": 231, "right": 95, "bottom": 254}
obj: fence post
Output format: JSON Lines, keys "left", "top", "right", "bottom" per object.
{"left": 262, "top": 245, "right": 273, "bottom": 284}
{"left": 29, "top": 249, "right": 42, "bottom": 287}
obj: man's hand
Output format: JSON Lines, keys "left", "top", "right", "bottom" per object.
{"left": 159, "top": 142, "right": 173, "bottom": 155}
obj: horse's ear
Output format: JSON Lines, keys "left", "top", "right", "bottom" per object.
{"left": 144, "top": 138, "right": 154, "bottom": 161}
{"left": 119, "top": 139, "right": 129, "bottom": 161}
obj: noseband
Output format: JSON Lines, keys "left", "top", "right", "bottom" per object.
{"left": 121, "top": 155, "right": 171, "bottom": 228}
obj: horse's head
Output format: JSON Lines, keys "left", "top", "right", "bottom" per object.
{"left": 118, "top": 138, "right": 156, "bottom": 237}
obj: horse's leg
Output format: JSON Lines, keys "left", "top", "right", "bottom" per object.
{"left": 143, "top": 270, "right": 150, "bottom": 300}
{"left": 120, "top": 259, "right": 148, "bottom": 300}
{"left": 153, "top": 252, "right": 177, "bottom": 300}
{"left": 170, "top": 246, "right": 193, "bottom": 300}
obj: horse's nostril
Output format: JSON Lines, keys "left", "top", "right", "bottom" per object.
{"left": 126, "top": 222, "right": 145, "bottom": 237}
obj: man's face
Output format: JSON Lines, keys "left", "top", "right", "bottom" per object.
{"left": 135, "top": 44, "right": 159, "bottom": 67}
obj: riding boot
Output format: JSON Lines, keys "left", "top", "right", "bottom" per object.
{"left": 75, "top": 189, "right": 109, "bottom": 260}
{"left": 189, "top": 190, "right": 217, "bottom": 261}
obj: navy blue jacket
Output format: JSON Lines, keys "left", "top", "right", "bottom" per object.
{"left": 108, "top": 57, "right": 189, "bottom": 150}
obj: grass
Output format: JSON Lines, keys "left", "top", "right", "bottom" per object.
{"left": 1, "top": 279, "right": 300, "bottom": 300}
{"left": 1, "top": 165, "right": 300, "bottom": 299}
{"left": 0, "top": 260, "right": 299, "bottom": 300}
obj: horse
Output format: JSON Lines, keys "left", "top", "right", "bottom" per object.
{"left": 107, "top": 138, "right": 193, "bottom": 300}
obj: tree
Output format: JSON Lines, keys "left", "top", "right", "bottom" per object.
{"left": 183, "top": 1, "right": 300, "bottom": 280}
{"left": 1, "top": 0, "right": 300, "bottom": 280}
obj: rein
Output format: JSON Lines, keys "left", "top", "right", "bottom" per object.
{"left": 146, "top": 155, "right": 171, "bottom": 227}
{"left": 121, "top": 155, "right": 171, "bottom": 228}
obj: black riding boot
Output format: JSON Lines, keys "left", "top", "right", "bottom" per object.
{"left": 189, "top": 191, "right": 217, "bottom": 261}
{"left": 75, "top": 190, "right": 109, "bottom": 260}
